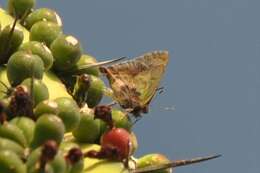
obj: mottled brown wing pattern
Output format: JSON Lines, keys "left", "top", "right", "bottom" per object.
{"left": 101, "top": 50, "right": 169, "bottom": 114}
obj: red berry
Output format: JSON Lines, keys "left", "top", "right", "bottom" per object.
{"left": 100, "top": 128, "right": 132, "bottom": 161}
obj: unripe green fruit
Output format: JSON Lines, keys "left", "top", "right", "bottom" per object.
{"left": 69, "top": 159, "right": 84, "bottom": 173}
{"left": 34, "top": 100, "right": 59, "bottom": 118}
{"left": 51, "top": 34, "right": 82, "bottom": 71}
{"left": 71, "top": 54, "right": 100, "bottom": 76}
{"left": 86, "top": 75, "right": 105, "bottom": 108}
{"left": 54, "top": 97, "right": 80, "bottom": 132}
{"left": 10, "top": 116, "right": 35, "bottom": 144}
{"left": 31, "top": 114, "right": 65, "bottom": 148}
{"left": 30, "top": 21, "right": 62, "bottom": 47}
{"left": 50, "top": 151, "right": 66, "bottom": 173}
{"left": 21, "top": 78, "right": 49, "bottom": 106}
{"left": 8, "top": 0, "right": 35, "bottom": 18}
{"left": 0, "top": 137, "right": 24, "bottom": 157}
{"left": 0, "top": 150, "right": 26, "bottom": 173}
{"left": 99, "top": 109, "right": 132, "bottom": 137}
{"left": 0, "top": 122, "right": 27, "bottom": 147}
{"left": 27, "top": 148, "right": 66, "bottom": 173}
{"left": 26, "top": 147, "right": 54, "bottom": 173}
{"left": 7, "top": 51, "right": 44, "bottom": 86}
{"left": 25, "top": 8, "right": 62, "bottom": 29}
{"left": 112, "top": 109, "right": 132, "bottom": 131}
{"left": 0, "top": 24, "right": 24, "bottom": 60}
{"left": 137, "top": 153, "right": 172, "bottom": 173}
{"left": 19, "top": 41, "right": 54, "bottom": 70}
{"left": 72, "top": 109, "right": 101, "bottom": 143}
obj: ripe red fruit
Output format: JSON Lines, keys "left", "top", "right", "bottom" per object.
{"left": 86, "top": 127, "right": 132, "bottom": 168}
{"left": 100, "top": 128, "right": 132, "bottom": 161}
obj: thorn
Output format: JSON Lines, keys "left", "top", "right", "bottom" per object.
{"left": 132, "top": 154, "right": 221, "bottom": 173}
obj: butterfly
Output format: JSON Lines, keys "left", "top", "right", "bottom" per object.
{"left": 100, "top": 50, "right": 169, "bottom": 117}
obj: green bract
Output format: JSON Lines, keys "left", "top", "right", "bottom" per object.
{"left": 137, "top": 154, "right": 172, "bottom": 173}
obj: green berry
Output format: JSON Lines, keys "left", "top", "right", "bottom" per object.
{"left": 30, "top": 21, "right": 62, "bottom": 47}
{"left": 7, "top": 51, "right": 44, "bottom": 86}
{"left": 112, "top": 109, "right": 132, "bottom": 131}
{"left": 30, "top": 114, "right": 65, "bottom": 148}
{"left": 0, "top": 122, "right": 27, "bottom": 147}
{"left": 10, "top": 116, "right": 35, "bottom": 144}
{"left": 69, "top": 159, "right": 84, "bottom": 173}
{"left": 34, "top": 100, "right": 59, "bottom": 118}
{"left": 54, "top": 97, "right": 80, "bottom": 132}
{"left": 8, "top": 0, "right": 35, "bottom": 18}
{"left": 0, "top": 150, "right": 26, "bottom": 173}
{"left": 25, "top": 8, "right": 62, "bottom": 29}
{"left": 99, "top": 109, "right": 131, "bottom": 137}
{"left": 26, "top": 147, "right": 54, "bottom": 173}
{"left": 21, "top": 78, "right": 49, "bottom": 106}
{"left": 51, "top": 34, "right": 82, "bottom": 71}
{"left": 86, "top": 75, "right": 105, "bottom": 108}
{"left": 19, "top": 41, "right": 54, "bottom": 70}
{"left": 0, "top": 137, "right": 24, "bottom": 157}
{"left": 71, "top": 54, "right": 100, "bottom": 76}
{"left": 0, "top": 24, "right": 24, "bottom": 61}
{"left": 72, "top": 109, "right": 101, "bottom": 143}
{"left": 50, "top": 151, "right": 66, "bottom": 173}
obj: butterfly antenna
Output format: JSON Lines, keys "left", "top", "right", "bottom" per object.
{"left": 132, "top": 154, "right": 221, "bottom": 173}
{"left": 107, "top": 101, "right": 117, "bottom": 107}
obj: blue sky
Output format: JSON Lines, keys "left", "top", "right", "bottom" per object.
{"left": 0, "top": 1, "right": 259, "bottom": 173}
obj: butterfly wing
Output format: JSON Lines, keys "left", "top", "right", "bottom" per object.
{"left": 101, "top": 51, "right": 169, "bottom": 112}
